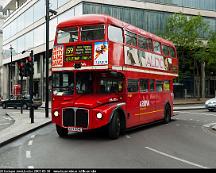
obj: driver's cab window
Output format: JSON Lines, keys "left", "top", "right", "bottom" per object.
{"left": 76, "top": 72, "right": 93, "bottom": 94}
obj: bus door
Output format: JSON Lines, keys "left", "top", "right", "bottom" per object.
{"left": 126, "top": 79, "right": 140, "bottom": 127}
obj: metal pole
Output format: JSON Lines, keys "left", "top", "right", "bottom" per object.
{"left": 9, "top": 45, "right": 13, "bottom": 98}
{"left": 21, "top": 75, "right": 23, "bottom": 114}
{"left": 30, "top": 50, "right": 34, "bottom": 123}
{"left": 45, "top": 0, "right": 49, "bottom": 118}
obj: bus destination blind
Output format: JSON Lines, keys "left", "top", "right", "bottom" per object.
{"left": 65, "top": 45, "right": 92, "bottom": 61}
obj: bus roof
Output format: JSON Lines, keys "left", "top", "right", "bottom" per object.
{"left": 57, "top": 14, "right": 174, "bottom": 46}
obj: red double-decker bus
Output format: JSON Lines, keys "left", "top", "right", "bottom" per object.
{"left": 51, "top": 14, "right": 178, "bottom": 139}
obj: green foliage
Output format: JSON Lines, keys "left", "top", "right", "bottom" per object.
{"left": 164, "top": 13, "right": 209, "bottom": 50}
{"left": 207, "top": 32, "right": 216, "bottom": 65}
{"left": 163, "top": 12, "right": 216, "bottom": 96}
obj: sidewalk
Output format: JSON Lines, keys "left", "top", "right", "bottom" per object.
{"left": 0, "top": 98, "right": 212, "bottom": 147}
{"left": 0, "top": 111, "right": 51, "bottom": 147}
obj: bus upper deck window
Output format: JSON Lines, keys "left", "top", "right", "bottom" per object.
{"left": 108, "top": 25, "right": 123, "bottom": 43}
{"left": 169, "top": 47, "right": 176, "bottom": 58}
{"left": 125, "top": 31, "right": 137, "bottom": 46}
{"left": 57, "top": 27, "right": 78, "bottom": 44}
{"left": 153, "top": 41, "right": 161, "bottom": 54}
{"left": 81, "top": 25, "right": 105, "bottom": 41}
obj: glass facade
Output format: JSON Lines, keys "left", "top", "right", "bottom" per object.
{"left": 3, "top": 0, "right": 73, "bottom": 59}
{"left": 3, "top": 0, "right": 216, "bottom": 60}
{"left": 132, "top": 0, "right": 216, "bottom": 11}
{"left": 83, "top": 3, "right": 216, "bottom": 37}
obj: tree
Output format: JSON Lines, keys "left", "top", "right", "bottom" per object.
{"left": 163, "top": 12, "right": 213, "bottom": 98}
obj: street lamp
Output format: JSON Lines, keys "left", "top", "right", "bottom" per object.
{"left": 45, "top": 0, "right": 57, "bottom": 118}
{"left": 22, "top": 50, "right": 34, "bottom": 123}
{"left": 9, "top": 45, "right": 13, "bottom": 98}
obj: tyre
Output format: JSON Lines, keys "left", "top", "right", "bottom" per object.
{"left": 164, "top": 104, "right": 171, "bottom": 124}
{"left": 2, "top": 103, "right": 7, "bottom": 109}
{"left": 22, "top": 103, "right": 28, "bottom": 110}
{"left": 56, "top": 125, "right": 68, "bottom": 137}
{"left": 108, "top": 111, "right": 121, "bottom": 139}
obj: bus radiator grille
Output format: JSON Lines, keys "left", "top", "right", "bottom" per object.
{"left": 63, "top": 108, "right": 75, "bottom": 127}
{"left": 76, "top": 109, "right": 88, "bottom": 128}
{"left": 62, "top": 108, "right": 88, "bottom": 128}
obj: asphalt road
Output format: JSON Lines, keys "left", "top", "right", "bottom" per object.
{"left": 0, "top": 109, "right": 216, "bottom": 169}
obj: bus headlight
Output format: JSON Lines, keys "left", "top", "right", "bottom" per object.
{"left": 96, "top": 112, "right": 103, "bottom": 119}
{"left": 54, "top": 111, "right": 59, "bottom": 117}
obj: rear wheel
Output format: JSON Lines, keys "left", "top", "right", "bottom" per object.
{"left": 164, "top": 104, "right": 171, "bottom": 124}
{"left": 56, "top": 125, "right": 68, "bottom": 137}
{"left": 108, "top": 111, "right": 121, "bottom": 139}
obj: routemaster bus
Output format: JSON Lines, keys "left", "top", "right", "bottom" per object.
{"left": 51, "top": 14, "right": 178, "bottom": 139}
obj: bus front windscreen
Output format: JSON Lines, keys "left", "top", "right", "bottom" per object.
{"left": 57, "top": 27, "right": 78, "bottom": 44}
{"left": 52, "top": 72, "right": 74, "bottom": 96}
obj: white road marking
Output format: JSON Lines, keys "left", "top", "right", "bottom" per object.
{"left": 26, "top": 151, "right": 31, "bottom": 159}
{"left": 2, "top": 116, "right": 13, "bottom": 121}
{"left": 126, "top": 135, "right": 131, "bottom": 139}
{"left": 177, "top": 111, "right": 216, "bottom": 117}
{"left": 28, "top": 140, "right": 33, "bottom": 146}
{"left": 30, "top": 135, "right": 35, "bottom": 139}
{"left": 145, "top": 147, "right": 208, "bottom": 169}
{"left": 0, "top": 122, "right": 11, "bottom": 126}
{"left": 203, "top": 123, "right": 216, "bottom": 128}
{"left": 27, "top": 166, "right": 34, "bottom": 169}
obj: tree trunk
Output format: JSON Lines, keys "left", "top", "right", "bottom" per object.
{"left": 201, "top": 61, "right": 205, "bottom": 98}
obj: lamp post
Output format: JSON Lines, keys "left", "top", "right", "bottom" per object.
{"left": 9, "top": 45, "right": 13, "bottom": 98}
{"left": 45, "top": 0, "right": 57, "bottom": 118}
{"left": 45, "top": 0, "right": 49, "bottom": 118}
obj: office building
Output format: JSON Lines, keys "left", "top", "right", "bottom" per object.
{"left": 2, "top": 0, "right": 216, "bottom": 99}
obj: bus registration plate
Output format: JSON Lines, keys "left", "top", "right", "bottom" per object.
{"left": 68, "top": 127, "right": 83, "bottom": 132}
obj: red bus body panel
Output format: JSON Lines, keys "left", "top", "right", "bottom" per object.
{"left": 52, "top": 14, "right": 178, "bottom": 133}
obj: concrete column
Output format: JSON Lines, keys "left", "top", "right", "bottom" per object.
{"left": 15, "top": 63, "right": 19, "bottom": 84}
{"left": 40, "top": 54, "right": 44, "bottom": 101}
{"left": 3, "top": 65, "right": 9, "bottom": 99}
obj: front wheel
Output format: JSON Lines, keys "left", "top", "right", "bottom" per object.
{"left": 164, "top": 104, "right": 171, "bottom": 124}
{"left": 2, "top": 103, "right": 7, "bottom": 109}
{"left": 108, "top": 111, "right": 121, "bottom": 139}
{"left": 22, "top": 103, "right": 28, "bottom": 110}
{"left": 56, "top": 125, "right": 68, "bottom": 137}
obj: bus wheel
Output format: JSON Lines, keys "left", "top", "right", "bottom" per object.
{"left": 164, "top": 104, "right": 171, "bottom": 124}
{"left": 56, "top": 125, "right": 68, "bottom": 137}
{"left": 23, "top": 103, "right": 28, "bottom": 110}
{"left": 2, "top": 103, "right": 7, "bottom": 109}
{"left": 108, "top": 111, "right": 121, "bottom": 139}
